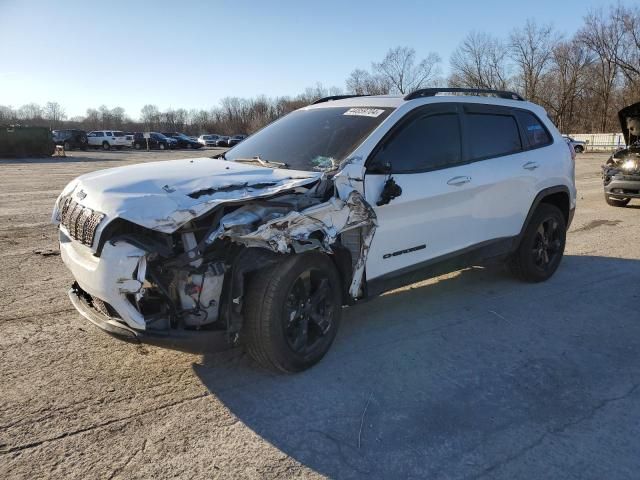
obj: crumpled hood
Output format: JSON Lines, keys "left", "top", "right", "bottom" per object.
{"left": 59, "top": 157, "right": 321, "bottom": 233}
{"left": 619, "top": 101, "right": 640, "bottom": 146}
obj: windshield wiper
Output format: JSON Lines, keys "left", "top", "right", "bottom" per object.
{"left": 233, "top": 156, "right": 289, "bottom": 169}
{"left": 212, "top": 152, "right": 226, "bottom": 159}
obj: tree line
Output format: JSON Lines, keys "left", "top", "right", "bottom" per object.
{"left": 1, "top": 3, "right": 638, "bottom": 135}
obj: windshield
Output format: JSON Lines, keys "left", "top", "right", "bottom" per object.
{"left": 225, "top": 106, "right": 393, "bottom": 171}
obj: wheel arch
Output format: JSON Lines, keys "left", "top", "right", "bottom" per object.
{"left": 515, "top": 186, "right": 571, "bottom": 249}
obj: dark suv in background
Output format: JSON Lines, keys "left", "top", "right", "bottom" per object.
{"left": 227, "top": 134, "right": 247, "bottom": 147}
{"left": 162, "top": 132, "right": 203, "bottom": 149}
{"left": 52, "top": 129, "right": 88, "bottom": 150}
{"left": 132, "top": 132, "right": 175, "bottom": 150}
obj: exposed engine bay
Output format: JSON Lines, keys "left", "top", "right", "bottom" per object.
{"left": 602, "top": 102, "right": 640, "bottom": 201}
{"left": 54, "top": 157, "right": 376, "bottom": 342}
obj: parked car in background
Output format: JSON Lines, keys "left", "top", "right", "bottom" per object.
{"left": 602, "top": 101, "right": 640, "bottom": 207}
{"left": 197, "top": 134, "right": 222, "bottom": 147}
{"left": 216, "top": 136, "right": 230, "bottom": 147}
{"left": 162, "top": 132, "right": 203, "bottom": 149}
{"left": 562, "top": 135, "right": 586, "bottom": 153}
{"left": 52, "top": 129, "right": 88, "bottom": 151}
{"left": 227, "top": 134, "right": 247, "bottom": 147}
{"left": 132, "top": 132, "right": 175, "bottom": 150}
{"left": 87, "top": 130, "right": 130, "bottom": 150}
{"left": 124, "top": 133, "right": 134, "bottom": 147}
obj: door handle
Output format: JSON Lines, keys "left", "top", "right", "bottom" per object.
{"left": 447, "top": 176, "right": 471, "bottom": 186}
{"left": 523, "top": 161, "right": 539, "bottom": 171}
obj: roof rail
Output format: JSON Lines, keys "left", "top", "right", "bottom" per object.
{"left": 404, "top": 88, "right": 524, "bottom": 101}
{"left": 311, "top": 94, "right": 367, "bottom": 105}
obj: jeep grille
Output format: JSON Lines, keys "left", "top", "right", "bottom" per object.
{"left": 59, "top": 196, "right": 105, "bottom": 247}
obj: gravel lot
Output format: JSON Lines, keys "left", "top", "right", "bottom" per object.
{"left": 1, "top": 150, "right": 639, "bottom": 479}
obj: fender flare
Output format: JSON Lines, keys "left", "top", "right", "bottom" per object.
{"left": 513, "top": 185, "right": 572, "bottom": 250}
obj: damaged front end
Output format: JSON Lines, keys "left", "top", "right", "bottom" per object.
{"left": 602, "top": 101, "right": 640, "bottom": 200}
{"left": 54, "top": 158, "right": 376, "bottom": 344}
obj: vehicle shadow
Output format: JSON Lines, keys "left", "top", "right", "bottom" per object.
{"left": 192, "top": 255, "right": 640, "bottom": 478}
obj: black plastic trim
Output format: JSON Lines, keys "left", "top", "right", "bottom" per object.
{"left": 312, "top": 95, "right": 368, "bottom": 105}
{"left": 366, "top": 237, "right": 514, "bottom": 298}
{"left": 404, "top": 88, "right": 524, "bottom": 101}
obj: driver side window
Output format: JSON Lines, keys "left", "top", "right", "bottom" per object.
{"left": 372, "top": 113, "right": 462, "bottom": 173}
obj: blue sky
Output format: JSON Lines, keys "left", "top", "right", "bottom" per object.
{"left": 0, "top": 0, "right": 633, "bottom": 118}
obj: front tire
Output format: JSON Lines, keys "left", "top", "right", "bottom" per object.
{"left": 604, "top": 193, "right": 630, "bottom": 207}
{"left": 243, "top": 253, "right": 342, "bottom": 373}
{"left": 509, "top": 203, "right": 566, "bottom": 282}
{"left": 102, "top": 141, "right": 110, "bottom": 150}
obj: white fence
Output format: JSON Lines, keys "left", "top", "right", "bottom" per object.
{"left": 565, "top": 133, "right": 626, "bottom": 151}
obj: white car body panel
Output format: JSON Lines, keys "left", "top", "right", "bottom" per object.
{"left": 53, "top": 157, "right": 321, "bottom": 237}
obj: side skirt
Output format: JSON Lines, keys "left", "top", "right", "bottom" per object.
{"left": 365, "top": 237, "right": 516, "bottom": 298}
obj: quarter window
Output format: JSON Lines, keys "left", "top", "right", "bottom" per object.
{"left": 373, "top": 113, "right": 461, "bottom": 173}
{"left": 465, "top": 113, "right": 522, "bottom": 160}
{"left": 516, "top": 111, "right": 552, "bottom": 148}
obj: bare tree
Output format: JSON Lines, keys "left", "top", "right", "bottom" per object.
{"left": 346, "top": 69, "right": 392, "bottom": 95}
{"left": 578, "top": 10, "right": 622, "bottom": 131}
{"left": 140, "top": 104, "right": 160, "bottom": 131}
{"left": 542, "top": 39, "right": 593, "bottom": 132}
{"left": 0, "top": 105, "right": 17, "bottom": 124}
{"left": 43, "top": 101, "right": 66, "bottom": 128}
{"left": 373, "top": 46, "right": 441, "bottom": 94}
{"left": 449, "top": 32, "right": 510, "bottom": 90}
{"left": 18, "top": 103, "right": 42, "bottom": 121}
{"left": 509, "top": 20, "right": 558, "bottom": 102}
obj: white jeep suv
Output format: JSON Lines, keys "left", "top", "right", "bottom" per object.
{"left": 87, "top": 130, "right": 130, "bottom": 150}
{"left": 53, "top": 89, "right": 576, "bottom": 372}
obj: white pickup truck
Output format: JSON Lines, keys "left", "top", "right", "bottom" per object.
{"left": 53, "top": 89, "right": 576, "bottom": 372}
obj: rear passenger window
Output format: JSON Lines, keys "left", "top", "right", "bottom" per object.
{"left": 465, "top": 114, "right": 521, "bottom": 160}
{"left": 95, "top": 132, "right": 104, "bottom": 137}
{"left": 515, "top": 111, "right": 551, "bottom": 148}
{"left": 375, "top": 113, "right": 461, "bottom": 173}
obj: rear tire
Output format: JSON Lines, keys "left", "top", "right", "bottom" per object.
{"left": 575, "top": 145, "right": 584, "bottom": 153}
{"left": 159, "top": 143, "right": 166, "bottom": 150}
{"left": 134, "top": 142, "right": 141, "bottom": 150}
{"left": 243, "top": 253, "right": 342, "bottom": 373}
{"left": 63, "top": 141, "right": 71, "bottom": 151}
{"left": 509, "top": 203, "right": 566, "bottom": 282}
{"left": 604, "top": 193, "right": 630, "bottom": 207}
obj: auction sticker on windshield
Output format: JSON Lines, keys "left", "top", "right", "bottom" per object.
{"left": 343, "top": 108, "right": 385, "bottom": 117}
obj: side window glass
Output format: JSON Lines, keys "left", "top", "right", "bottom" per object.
{"left": 105, "top": 131, "right": 112, "bottom": 136}
{"left": 465, "top": 113, "right": 522, "bottom": 160}
{"left": 373, "top": 113, "right": 461, "bottom": 173}
{"left": 96, "top": 132, "right": 104, "bottom": 137}
{"left": 515, "top": 111, "right": 552, "bottom": 148}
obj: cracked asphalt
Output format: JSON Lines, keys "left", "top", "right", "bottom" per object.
{"left": 1, "top": 150, "right": 639, "bottom": 479}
